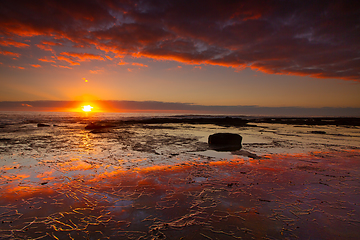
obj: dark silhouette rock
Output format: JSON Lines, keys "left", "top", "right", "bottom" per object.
{"left": 37, "top": 123, "right": 50, "bottom": 127}
{"left": 90, "top": 128, "right": 110, "bottom": 134}
{"left": 310, "top": 131, "right": 326, "bottom": 134}
{"left": 208, "top": 133, "right": 242, "bottom": 151}
{"left": 85, "top": 122, "right": 111, "bottom": 130}
{"left": 85, "top": 123, "right": 102, "bottom": 130}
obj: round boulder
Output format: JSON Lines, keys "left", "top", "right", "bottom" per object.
{"left": 208, "top": 133, "right": 242, "bottom": 151}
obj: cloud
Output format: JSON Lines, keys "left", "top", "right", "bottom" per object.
{"left": 117, "top": 61, "right": 128, "bottom": 65}
{"left": 21, "top": 103, "right": 33, "bottom": 107}
{"left": 9, "top": 66, "right": 25, "bottom": 69}
{"left": 30, "top": 64, "right": 42, "bottom": 68}
{"left": 55, "top": 52, "right": 105, "bottom": 65}
{"left": 59, "top": 52, "right": 105, "bottom": 61}
{"left": 36, "top": 41, "right": 63, "bottom": 52}
{"left": 56, "top": 56, "right": 80, "bottom": 65}
{"left": 132, "top": 63, "right": 148, "bottom": 67}
{"left": 0, "top": 50, "right": 20, "bottom": 58}
{"left": 89, "top": 70, "right": 104, "bottom": 74}
{"left": 0, "top": 0, "right": 359, "bottom": 81}
{"left": 0, "top": 38, "right": 29, "bottom": 47}
{"left": 51, "top": 64, "right": 72, "bottom": 69}
{"left": 38, "top": 57, "right": 56, "bottom": 63}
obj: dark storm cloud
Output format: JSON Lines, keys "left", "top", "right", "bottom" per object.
{"left": 0, "top": 0, "right": 359, "bottom": 80}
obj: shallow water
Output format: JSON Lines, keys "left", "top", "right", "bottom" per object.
{"left": 0, "top": 112, "right": 359, "bottom": 239}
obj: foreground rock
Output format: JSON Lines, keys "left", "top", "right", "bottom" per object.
{"left": 310, "top": 130, "right": 326, "bottom": 134}
{"left": 37, "top": 123, "right": 50, "bottom": 127}
{"left": 85, "top": 122, "right": 114, "bottom": 130}
{"left": 208, "top": 133, "right": 242, "bottom": 151}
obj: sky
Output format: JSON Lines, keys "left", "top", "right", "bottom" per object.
{"left": 0, "top": 0, "right": 359, "bottom": 115}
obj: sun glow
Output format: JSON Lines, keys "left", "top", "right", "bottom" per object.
{"left": 82, "top": 105, "right": 93, "bottom": 112}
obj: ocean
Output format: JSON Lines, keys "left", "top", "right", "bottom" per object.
{"left": 0, "top": 111, "right": 359, "bottom": 239}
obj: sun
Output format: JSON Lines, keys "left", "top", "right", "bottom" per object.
{"left": 82, "top": 105, "right": 93, "bottom": 112}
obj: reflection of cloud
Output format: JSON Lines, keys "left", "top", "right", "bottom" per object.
{"left": 37, "top": 170, "right": 55, "bottom": 181}
{"left": 57, "top": 160, "right": 97, "bottom": 172}
{"left": 0, "top": 1, "right": 358, "bottom": 81}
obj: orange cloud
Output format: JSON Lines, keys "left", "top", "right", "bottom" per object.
{"left": 117, "top": 61, "right": 128, "bottom": 65}
{"left": 57, "top": 56, "right": 80, "bottom": 65}
{"left": 89, "top": 70, "right": 104, "bottom": 74}
{"left": 60, "top": 52, "right": 105, "bottom": 61}
{"left": 0, "top": 50, "right": 20, "bottom": 58}
{"left": 167, "top": 65, "right": 183, "bottom": 71}
{"left": 21, "top": 103, "right": 33, "bottom": 107}
{"left": 38, "top": 57, "right": 56, "bottom": 63}
{"left": 132, "top": 63, "right": 148, "bottom": 67}
{"left": 51, "top": 64, "right": 72, "bottom": 69}
{"left": 0, "top": 38, "right": 29, "bottom": 48}
{"left": 9, "top": 66, "right": 25, "bottom": 69}
{"left": 30, "top": 64, "right": 42, "bottom": 68}
{"left": 36, "top": 41, "right": 63, "bottom": 52}
{"left": 36, "top": 44, "right": 54, "bottom": 52}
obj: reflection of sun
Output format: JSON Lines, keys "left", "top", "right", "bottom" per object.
{"left": 82, "top": 105, "right": 93, "bottom": 112}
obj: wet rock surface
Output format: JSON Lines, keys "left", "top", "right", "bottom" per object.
{"left": 0, "top": 113, "right": 359, "bottom": 239}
